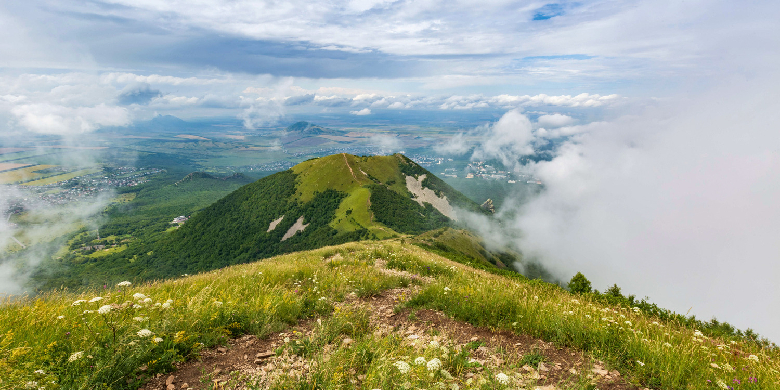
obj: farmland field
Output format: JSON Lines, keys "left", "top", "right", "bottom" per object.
{"left": 0, "top": 164, "right": 57, "bottom": 184}
{"left": 20, "top": 168, "right": 101, "bottom": 186}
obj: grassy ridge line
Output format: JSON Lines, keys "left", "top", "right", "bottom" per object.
{"left": 3, "top": 241, "right": 778, "bottom": 389}
{"left": 406, "top": 260, "right": 780, "bottom": 389}
{"left": 0, "top": 242, "right": 410, "bottom": 389}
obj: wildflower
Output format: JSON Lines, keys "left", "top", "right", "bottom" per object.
{"left": 444, "top": 287, "right": 451, "bottom": 291}
{"left": 711, "top": 363, "right": 720, "bottom": 369}
{"left": 98, "top": 305, "right": 112, "bottom": 314}
{"left": 414, "top": 357, "right": 427, "bottom": 365}
{"left": 83, "top": 310, "right": 94, "bottom": 314}
{"left": 394, "top": 361, "right": 411, "bottom": 374}
{"left": 284, "top": 337, "right": 290, "bottom": 343}
{"left": 142, "top": 297, "right": 152, "bottom": 304}
{"left": 319, "top": 296, "right": 327, "bottom": 301}
{"left": 636, "top": 360, "right": 645, "bottom": 367}
{"left": 132, "top": 293, "right": 147, "bottom": 300}
{"left": 440, "top": 369, "right": 453, "bottom": 380}
{"left": 72, "top": 300, "right": 86, "bottom": 306}
{"left": 57, "top": 315, "right": 64, "bottom": 319}
{"left": 117, "top": 281, "right": 132, "bottom": 287}
{"left": 154, "top": 302, "right": 161, "bottom": 307}
{"left": 625, "top": 320, "right": 632, "bottom": 326}
{"left": 723, "top": 363, "right": 734, "bottom": 372}
{"left": 450, "top": 384, "right": 459, "bottom": 390}
{"left": 430, "top": 340, "right": 440, "bottom": 348}
{"left": 748, "top": 354, "right": 759, "bottom": 362}
{"left": 24, "top": 381, "right": 38, "bottom": 389}
{"left": 153, "top": 337, "right": 163, "bottom": 343}
{"left": 34, "top": 369, "right": 45, "bottom": 375}
{"left": 495, "top": 372, "right": 510, "bottom": 385}
{"left": 137, "top": 329, "right": 153, "bottom": 338}
{"left": 427, "top": 358, "right": 442, "bottom": 371}
{"left": 161, "top": 301, "right": 172, "bottom": 309}
{"left": 694, "top": 330, "right": 704, "bottom": 337}
{"left": 89, "top": 297, "right": 103, "bottom": 303}
{"left": 68, "top": 351, "right": 84, "bottom": 362}
{"left": 632, "top": 307, "right": 641, "bottom": 313}
{"left": 214, "top": 301, "right": 223, "bottom": 306}
{"left": 133, "top": 317, "right": 146, "bottom": 322}
{"left": 132, "top": 304, "right": 142, "bottom": 309}
{"left": 716, "top": 379, "right": 728, "bottom": 389}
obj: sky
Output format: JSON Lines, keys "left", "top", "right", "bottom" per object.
{"left": 1, "top": 1, "right": 779, "bottom": 340}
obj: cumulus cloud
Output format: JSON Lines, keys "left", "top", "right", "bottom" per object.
{"left": 509, "top": 77, "right": 780, "bottom": 342}
{"left": 369, "top": 134, "right": 402, "bottom": 152}
{"left": 433, "top": 132, "right": 470, "bottom": 156}
{"left": 471, "top": 110, "right": 536, "bottom": 170}
{"left": 117, "top": 83, "right": 162, "bottom": 105}
{"left": 284, "top": 94, "right": 315, "bottom": 106}
{"left": 537, "top": 113, "right": 574, "bottom": 127}
{"left": 11, "top": 103, "right": 129, "bottom": 134}
{"left": 350, "top": 108, "right": 371, "bottom": 115}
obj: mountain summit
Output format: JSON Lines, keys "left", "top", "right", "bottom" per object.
{"left": 129, "top": 153, "right": 486, "bottom": 278}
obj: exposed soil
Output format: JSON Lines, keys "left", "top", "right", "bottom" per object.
{"left": 405, "top": 174, "right": 456, "bottom": 220}
{"left": 141, "top": 263, "right": 643, "bottom": 390}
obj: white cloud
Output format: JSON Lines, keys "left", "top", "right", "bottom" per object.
{"left": 350, "top": 108, "right": 371, "bottom": 115}
{"left": 11, "top": 103, "right": 129, "bottom": 134}
{"left": 470, "top": 110, "right": 536, "bottom": 170}
{"left": 512, "top": 76, "right": 780, "bottom": 342}
{"left": 537, "top": 113, "right": 574, "bottom": 127}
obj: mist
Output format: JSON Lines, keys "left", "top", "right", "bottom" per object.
{"left": 453, "top": 76, "right": 780, "bottom": 342}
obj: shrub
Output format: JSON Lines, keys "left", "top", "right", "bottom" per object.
{"left": 567, "top": 272, "right": 592, "bottom": 294}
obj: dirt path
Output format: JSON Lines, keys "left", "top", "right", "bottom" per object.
{"left": 142, "top": 261, "right": 642, "bottom": 390}
{"left": 342, "top": 153, "right": 359, "bottom": 182}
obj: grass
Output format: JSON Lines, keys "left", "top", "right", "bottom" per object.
{"left": 405, "top": 259, "right": 780, "bottom": 389}
{"left": 0, "top": 164, "right": 56, "bottom": 184}
{"left": 2, "top": 240, "right": 778, "bottom": 389}
{"left": 21, "top": 169, "right": 101, "bottom": 186}
{"left": 0, "top": 242, "right": 409, "bottom": 389}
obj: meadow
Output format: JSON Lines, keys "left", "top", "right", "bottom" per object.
{"left": 2, "top": 241, "right": 777, "bottom": 389}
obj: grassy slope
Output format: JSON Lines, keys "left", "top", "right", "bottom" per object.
{"left": 2, "top": 241, "right": 777, "bottom": 390}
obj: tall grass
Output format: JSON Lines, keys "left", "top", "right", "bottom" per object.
{"left": 405, "top": 259, "right": 780, "bottom": 389}
{"left": 0, "top": 243, "right": 408, "bottom": 389}
{"left": 2, "top": 240, "right": 778, "bottom": 389}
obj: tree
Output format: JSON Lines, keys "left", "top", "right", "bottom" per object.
{"left": 567, "top": 272, "right": 592, "bottom": 294}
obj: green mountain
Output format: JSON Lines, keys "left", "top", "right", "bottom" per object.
{"left": 97, "top": 153, "right": 488, "bottom": 280}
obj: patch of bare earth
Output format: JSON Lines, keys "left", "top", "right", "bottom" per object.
{"left": 141, "top": 261, "right": 642, "bottom": 390}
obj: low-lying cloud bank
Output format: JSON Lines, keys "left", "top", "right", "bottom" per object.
{"left": 453, "top": 78, "right": 780, "bottom": 342}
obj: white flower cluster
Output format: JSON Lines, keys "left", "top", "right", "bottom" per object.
{"left": 117, "top": 281, "right": 132, "bottom": 287}
{"left": 414, "top": 356, "right": 427, "bottom": 365}
{"left": 748, "top": 354, "right": 759, "bottom": 362}
{"left": 426, "top": 358, "right": 442, "bottom": 371}
{"left": 161, "top": 299, "right": 173, "bottom": 309}
{"left": 133, "top": 293, "right": 147, "bottom": 300}
{"left": 98, "top": 305, "right": 112, "bottom": 315}
{"left": 495, "top": 372, "right": 509, "bottom": 385}
{"left": 137, "top": 329, "right": 153, "bottom": 338}
{"left": 394, "top": 361, "right": 411, "bottom": 374}
{"left": 68, "top": 351, "right": 84, "bottom": 362}
{"left": 89, "top": 297, "right": 103, "bottom": 303}
{"left": 72, "top": 300, "right": 86, "bottom": 306}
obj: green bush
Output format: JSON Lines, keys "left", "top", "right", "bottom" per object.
{"left": 567, "top": 272, "right": 592, "bottom": 294}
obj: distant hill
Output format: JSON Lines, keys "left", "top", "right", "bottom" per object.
{"left": 285, "top": 121, "right": 340, "bottom": 135}
{"left": 176, "top": 172, "right": 253, "bottom": 185}
{"left": 110, "top": 153, "right": 489, "bottom": 279}
{"left": 281, "top": 121, "right": 345, "bottom": 147}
